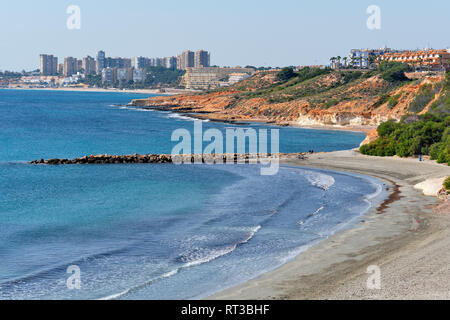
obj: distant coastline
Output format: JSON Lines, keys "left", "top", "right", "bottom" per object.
{"left": 0, "top": 86, "right": 200, "bottom": 96}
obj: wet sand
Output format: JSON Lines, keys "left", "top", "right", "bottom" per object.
{"left": 209, "top": 150, "right": 450, "bottom": 300}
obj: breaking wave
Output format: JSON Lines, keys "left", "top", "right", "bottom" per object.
{"left": 99, "top": 225, "right": 261, "bottom": 300}
{"left": 303, "top": 171, "right": 335, "bottom": 191}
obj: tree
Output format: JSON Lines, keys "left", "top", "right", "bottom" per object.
{"left": 360, "top": 113, "right": 449, "bottom": 163}
{"left": 368, "top": 55, "right": 377, "bottom": 69}
{"left": 378, "top": 61, "right": 411, "bottom": 82}
{"left": 144, "top": 66, "right": 186, "bottom": 88}
{"left": 276, "top": 67, "right": 296, "bottom": 82}
{"left": 350, "top": 55, "right": 356, "bottom": 68}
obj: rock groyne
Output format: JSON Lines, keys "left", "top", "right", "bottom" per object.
{"left": 30, "top": 153, "right": 306, "bottom": 165}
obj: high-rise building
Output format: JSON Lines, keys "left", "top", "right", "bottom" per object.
{"left": 105, "top": 57, "right": 132, "bottom": 69}
{"left": 96, "top": 50, "right": 106, "bottom": 74}
{"left": 122, "top": 58, "right": 132, "bottom": 68}
{"left": 82, "top": 56, "right": 97, "bottom": 75}
{"left": 102, "top": 67, "right": 116, "bottom": 85}
{"left": 177, "top": 50, "right": 195, "bottom": 70}
{"left": 132, "top": 68, "right": 145, "bottom": 82}
{"left": 133, "top": 57, "right": 150, "bottom": 69}
{"left": 40, "top": 54, "right": 58, "bottom": 75}
{"left": 52, "top": 56, "right": 58, "bottom": 75}
{"left": 63, "top": 57, "right": 78, "bottom": 76}
{"left": 163, "top": 56, "right": 177, "bottom": 69}
{"left": 116, "top": 68, "right": 133, "bottom": 83}
{"left": 154, "top": 58, "right": 163, "bottom": 67}
{"left": 195, "top": 50, "right": 210, "bottom": 68}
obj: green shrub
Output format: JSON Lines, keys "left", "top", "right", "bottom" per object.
{"left": 430, "top": 142, "right": 445, "bottom": 161}
{"left": 377, "top": 119, "right": 401, "bottom": 137}
{"left": 343, "top": 71, "right": 363, "bottom": 83}
{"left": 362, "top": 70, "right": 377, "bottom": 78}
{"left": 429, "top": 89, "right": 450, "bottom": 115}
{"left": 444, "top": 177, "right": 450, "bottom": 191}
{"left": 373, "top": 93, "right": 390, "bottom": 108}
{"left": 429, "top": 72, "right": 450, "bottom": 115}
{"left": 360, "top": 113, "right": 449, "bottom": 163}
{"left": 323, "top": 99, "right": 339, "bottom": 108}
{"left": 409, "top": 84, "right": 435, "bottom": 113}
{"left": 388, "top": 93, "right": 402, "bottom": 109}
{"left": 277, "top": 67, "right": 296, "bottom": 82}
{"left": 378, "top": 61, "right": 411, "bottom": 82}
{"left": 295, "top": 67, "right": 331, "bottom": 83}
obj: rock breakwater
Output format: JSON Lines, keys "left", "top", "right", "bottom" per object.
{"left": 30, "top": 153, "right": 306, "bottom": 165}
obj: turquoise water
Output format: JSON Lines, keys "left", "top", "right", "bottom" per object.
{"left": 0, "top": 89, "right": 384, "bottom": 299}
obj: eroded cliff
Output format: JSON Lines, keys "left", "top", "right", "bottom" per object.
{"left": 130, "top": 69, "right": 447, "bottom": 132}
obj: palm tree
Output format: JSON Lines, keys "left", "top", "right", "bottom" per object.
{"left": 350, "top": 56, "right": 356, "bottom": 68}
{"left": 330, "top": 57, "right": 336, "bottom": 69}
{"left": 343, "top": 57, "right": 348, "bottom": 68}
{"left": 336, "top": 56, "right": 342, "bottom": 69}
{"left": 368, "top": 55, "right": 376, "bottom": 69}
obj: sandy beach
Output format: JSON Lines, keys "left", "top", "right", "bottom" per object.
{"left": 210, "top": 150, "right": 450, "bottom": 300}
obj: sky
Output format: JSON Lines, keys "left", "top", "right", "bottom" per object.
{"left": 0, "top": 0, "right": 449, "bottom": 71}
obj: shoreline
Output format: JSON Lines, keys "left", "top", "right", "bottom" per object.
{"left": 130, "top": 104, "right": 373, "bottom": 134}
{"left": 209, "top": 150, "right": 450, "bottom": 299}
{"left": 0, "top": 87, "right": 199, "bottom": 96}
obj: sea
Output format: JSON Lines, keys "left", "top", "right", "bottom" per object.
{"left": 0, "top": 89, "right": 386, "bottom": 299}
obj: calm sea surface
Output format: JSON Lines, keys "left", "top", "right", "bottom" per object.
{"left": 0, "top": 89, "right": 384, "bottom": 299}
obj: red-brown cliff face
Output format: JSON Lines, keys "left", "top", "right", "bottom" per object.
{"left": 130, "top": 70, "right": 446, "bottom": 132}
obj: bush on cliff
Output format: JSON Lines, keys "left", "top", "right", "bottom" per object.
{"left": 277, "top": 66, "right": 331, "bottom": 84}
{"left": 409, "top": 83, "right": 435, "bottom": 113}
{"left": 378, "top": 61, "right": 411, "bottom": 82}
{"left": 444, "top": 177, "right": 450, "bottom": 191}
{"left": 429, "top": 127, "right": 450, "bottom": 163}
{"left": 277, "top": 67, "right": 296, "bottom": 82}
{"left": 342, "top": 71, "right": 363, "bottom": 83}
{"left": 429, "top": 72, "right": 450, "bottom": 115}
{"left": 295, "top": 67, "right": 331, "bottom": 83}
{"left": 360, "top": 113, "right": 449, "bottom": 164}
{"left": 388, "top": 93, "right": 402, "bottom": 109}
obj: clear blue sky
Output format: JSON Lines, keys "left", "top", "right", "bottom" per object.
{"left": 1, "top": 0, "right": 449, "bottom": 71}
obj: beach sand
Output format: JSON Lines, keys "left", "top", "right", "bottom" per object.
{"left": 209, "top": 150, "right": 450, "bottom": 300}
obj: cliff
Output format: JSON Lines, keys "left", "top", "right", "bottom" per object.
{"left": 130, "top": 69, "right": 447, "bottom": 133}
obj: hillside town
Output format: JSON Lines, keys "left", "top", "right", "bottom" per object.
{"left": 330, "top": 47, "right": 450, "bottom": 71}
